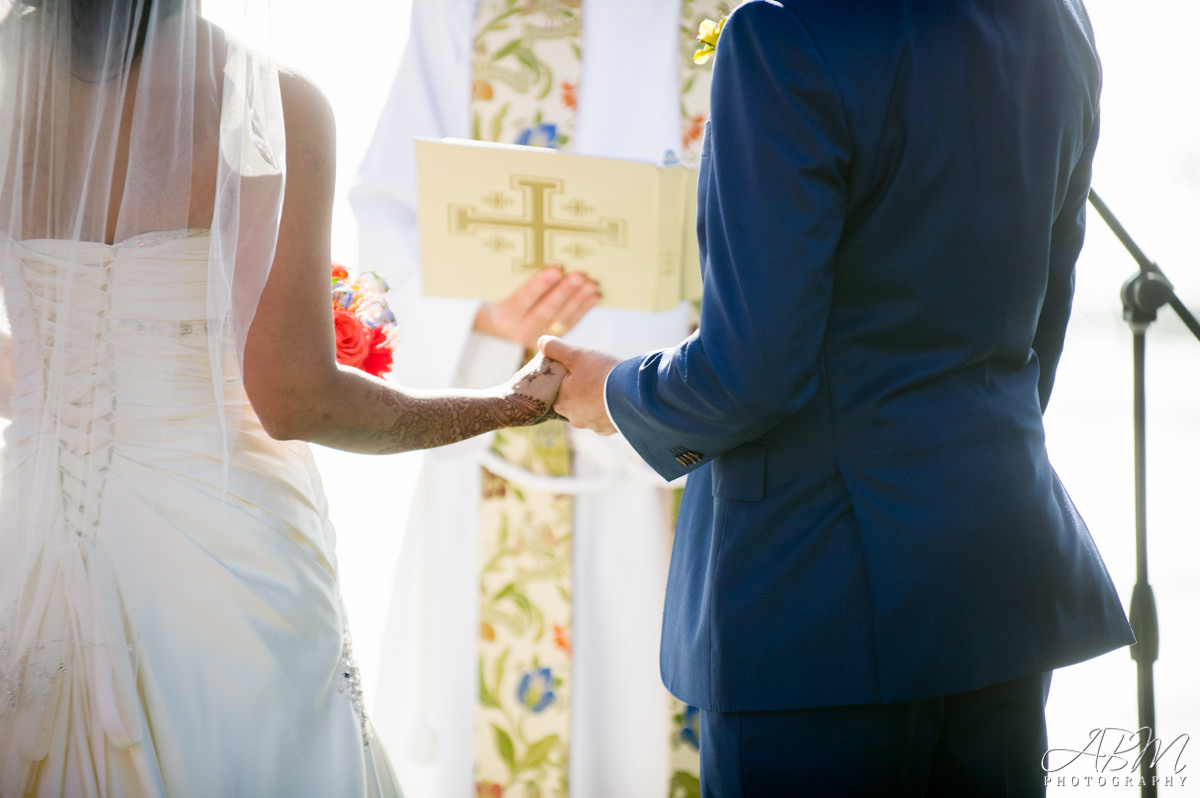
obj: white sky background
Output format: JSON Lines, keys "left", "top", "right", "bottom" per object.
{"left": 1038, "top": 2, "right": 1200, "bottom": 793}
{"left": 197, "top": 1, "right": 1200, "bottom": 792}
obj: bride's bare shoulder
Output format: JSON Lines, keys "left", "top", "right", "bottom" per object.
{"left": 198, "top": 16, "right": 334, "bottom": 168}
{"left": 277, "top": 67, "right": 336, "bottom": 173}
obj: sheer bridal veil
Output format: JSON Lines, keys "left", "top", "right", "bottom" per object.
{"left": 0, "top": 0, "right": 285, "bottom": 357}
{"left": 0, "top": 0, "right": 286, "bottom": 786}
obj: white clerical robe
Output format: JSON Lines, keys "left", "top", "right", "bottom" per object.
{"left": 350, "top": 2, "right": 692, "bottom": 796}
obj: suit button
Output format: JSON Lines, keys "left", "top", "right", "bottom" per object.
{"left": 673, "top": 450, "right": 703, "bottom": 467}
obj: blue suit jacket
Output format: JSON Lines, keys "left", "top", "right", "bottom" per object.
{"left": 606, "top": 0, "right": 1133, "bottom": 712}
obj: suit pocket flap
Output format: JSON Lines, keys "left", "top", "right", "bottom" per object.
{"left": 711, "top": 443, "right": 767, "bottom": 502}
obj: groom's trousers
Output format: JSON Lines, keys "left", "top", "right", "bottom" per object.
{"left": 698, "top": 670, "right": 1052, "bottom": 797}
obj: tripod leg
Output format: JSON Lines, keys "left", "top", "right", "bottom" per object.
{"left": 1129, "top": 328, "right": 1160, "bottom": 798}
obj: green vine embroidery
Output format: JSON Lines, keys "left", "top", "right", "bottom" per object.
{"left": 472, "top": 0, "right": 582, "bottom": 149}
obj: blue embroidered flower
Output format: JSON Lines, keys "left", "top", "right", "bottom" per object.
{"left": 675, "top": 704, "right": 700, "bottom": 751}
{"left": 515, "top": 123, "right": 560, "bottom": 149}
{"left": 516, "top": 667, "right": 557, "bottom": 713}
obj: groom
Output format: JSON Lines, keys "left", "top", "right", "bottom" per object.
{"left": 540, "top": 0, "right": 1133, "bottom": 794}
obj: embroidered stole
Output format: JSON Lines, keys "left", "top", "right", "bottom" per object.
{"left": 471, "top": 2, "right": 740, "bottom": 795}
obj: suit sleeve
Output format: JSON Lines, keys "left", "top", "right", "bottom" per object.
{"left": 1032, "top": 113, "right": 1099, "bottom": 413}
{"left": 605, "top": 1, "right": 851, "bottom": 481}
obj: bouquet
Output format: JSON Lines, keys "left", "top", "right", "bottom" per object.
{"left": 331, "top": 262, "right": 398, "bottom": 378}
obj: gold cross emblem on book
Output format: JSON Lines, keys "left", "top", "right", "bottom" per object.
{"left": 449, "top": 175, "right": 624, "bottom": 271}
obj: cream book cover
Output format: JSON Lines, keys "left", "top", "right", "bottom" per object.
{"left": 416, "top": 138, "right": 701, "bottom": 312}
{"left": 681, "top": 174, "right": 702, "bottom": 304}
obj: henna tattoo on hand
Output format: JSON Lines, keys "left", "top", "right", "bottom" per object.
{"left": 504, "top": 391, "right": 549, "bottom": 426}
{"left": 314, "top": 354, "right": 565, "bottom": 455}
{"left": 370, "top": 383, "right": 553, "bottom": 455}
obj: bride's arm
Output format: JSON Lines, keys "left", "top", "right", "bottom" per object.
{"left": 242, "top": 69, "right": 562, "bottom": 454}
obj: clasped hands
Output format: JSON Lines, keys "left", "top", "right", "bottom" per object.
{"left": 499, "top": 342, "right": 619, "bottom": 434}
{"left": 483, "top": 267, "right": 618, "bottom": 434}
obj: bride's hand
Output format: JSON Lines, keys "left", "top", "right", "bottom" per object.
{"left": 499, "top": 352, "right": 567, "bottom": 426}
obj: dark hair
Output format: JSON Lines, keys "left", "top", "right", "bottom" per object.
{"left": 32, "top": 0, "right": 186, "bottom": 69}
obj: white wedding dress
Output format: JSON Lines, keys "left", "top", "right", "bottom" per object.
{"left": 0, "top": 230, "right": 402, "bottom": 797}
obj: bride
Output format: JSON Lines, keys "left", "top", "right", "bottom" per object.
{"left": 0, "top": 1, "right": 563, "bottom": 795}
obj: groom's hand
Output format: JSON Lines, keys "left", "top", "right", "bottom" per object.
{"left": 537, "top": 336, "right": 619, "bottom": 435}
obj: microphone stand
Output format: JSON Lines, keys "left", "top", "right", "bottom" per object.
{"left": 1087, "top": 190, "right": 1200, "bottom": 798}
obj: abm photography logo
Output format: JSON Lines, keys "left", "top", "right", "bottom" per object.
{"left": 1043, "top": 727, "right": 1189, "bottom": 790}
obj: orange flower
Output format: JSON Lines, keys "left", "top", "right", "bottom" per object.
{"left": 473, "top": 79, "right": 494, "bottom": 101}
{"left": 476, "top": 781, "right": 504, "bottom": 798}
{"left": 561, "top": 80, "right": 577, "bottom": 111}
{"left": 481, "top": 469, "right": 508, "bottom": 499}
{"left": 333, "top": 308, "right": 369, "bottom": 369}
{"left": 481, "top": 622, "right": 496, "bottom": 642}
{"left": 331, "top": 262, "right": 349, "bottom": 281}
{"left": 552, "top": 623, "right": 571, "bottom": 657}
{"left": 682, "top": 113, "right": 706, "bottom": 150}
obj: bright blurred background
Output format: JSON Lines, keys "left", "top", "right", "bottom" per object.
{"left": 166, "top": 0, "right": 1200, "bottom": 793}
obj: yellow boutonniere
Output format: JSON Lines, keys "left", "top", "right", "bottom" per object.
{"left": 694, "top": 16, "right": 727, "bottom": 65}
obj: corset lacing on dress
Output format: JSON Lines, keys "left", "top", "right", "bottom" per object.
{"left": 24, "top": 247, "right": 118, "bottom": 541}
{"left": 0, "top": 238, "right": 150, "bottom": 771}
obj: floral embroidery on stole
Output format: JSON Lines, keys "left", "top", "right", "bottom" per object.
{"left": 472, "top": 4, "right": 581, "bottom": 795}
{"left": 679, "top": 0, "right": 743, "bottom": 166}
{"left": 471, "top": 0, "right": 583, "bottom": 149}
{"left": 472, "top": 2, "right": 743, "bottom": 795}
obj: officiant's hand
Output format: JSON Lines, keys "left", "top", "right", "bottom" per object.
{"left": 499, "top": 351, "right": 569, "bottom": 427}
{"left": 474, "top": 267, "right": 600, "bottom": 350}
{"left": 536, "top": 336, "right": 619, "bottom": 435}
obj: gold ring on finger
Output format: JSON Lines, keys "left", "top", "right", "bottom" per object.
{"left": 547, "top": 320, "right": 567, "bottom": 337}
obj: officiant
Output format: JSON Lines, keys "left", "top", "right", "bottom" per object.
{"left": 350, "top": 2, "right": 738, "bottom": 796}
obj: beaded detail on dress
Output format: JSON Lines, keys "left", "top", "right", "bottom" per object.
{"left": 108, "top": 319, "right": 209, "bottom": 338}
{"left": 0, "top": 606, "right": 67, "bottom": 717}
{"left": 336, "top": 630, "right": 371, "bottom": 747}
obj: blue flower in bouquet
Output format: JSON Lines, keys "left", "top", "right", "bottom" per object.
{"left": 516, "top": 667, "right": 557, "bottom": 713}
{"left": 674, "top": 704, "right": 700, "bottom": 751}
{"left": 332, "top": 284, "right": 356, "bottom": 310}
{"left": 515, "top": 122, "right": 560, "bottom": 149}
{"left": 356, "top": 291, "right": 397, "bottom": 330}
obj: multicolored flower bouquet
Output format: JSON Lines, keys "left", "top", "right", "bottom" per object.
{"left": 331, "top": 262, "right": 397, "bottom": 378}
